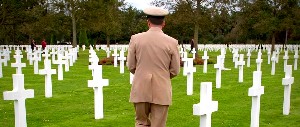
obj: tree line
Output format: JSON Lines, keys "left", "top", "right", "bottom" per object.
{"left": 0, "top": 0, "right": 300, "bottom": 48}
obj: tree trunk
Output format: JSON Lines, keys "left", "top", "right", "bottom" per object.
{"left": 194, "top": 23, "right": 199, "bottom": 58}
{"left": 271, "top": 32, "right": 275, "bottom": 53}
{"left": 179, "top": 37, "right": 183, "bottom": 48}
{"left": 106, "top": 36, "right": 110, "bottom": 48}
{"left": 285, "top": 29, "right": 288, "bottom": 49}
{"left": 71, "top": 13, "right": 77, "bottom": 48}
{"left": 193, "top": 0, "right": 201, "bottom": 58}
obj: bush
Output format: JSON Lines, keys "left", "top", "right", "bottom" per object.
{"left": 193, "top": 57, "right": 204, "bottom": 65}
{"left": 99, "top": 57, "right": 114, "bottom": 65}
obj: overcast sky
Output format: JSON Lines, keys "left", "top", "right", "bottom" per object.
{"left": 124, "top": 0, "right": 154, "bottom": 10}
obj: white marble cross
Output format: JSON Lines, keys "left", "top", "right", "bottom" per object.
{"left": 89, "top": 56, "right": 99, "bottom": 77}
{"left": 53, "top": 53, "right": 66, "bottom": 80}
{"left": 220, "top": 48, "right": 228, "bottom": 70}
{"left": 248, "top": 71, "right": 264, "bottom": 127}
{"left": 214, "top": 56, "right": 222, "bottom": 88}
{"left": 191, "top": 48, "right": 196, "bottom": 59}
{"left": 179, "top": 47, "right": 184, "bottom": 58}
{"left": 27, "top": 50, "right": 34, "bottom": 65}
{"left": 232, "top": 48, "right": 236, "bottom": 62}
{"left": 105, "top": 48, "right": 111, "bottom": 58}
{"left": 282, "top": 65, "right": 294, "bottom": 115}
{"left": 112, "top": 48, "right": 119, "bottom": 67}
{"left": 294, "top": 50, "right": 298, "bottom": 70}
{"left": 276, "top": 49, "right": 280, "bottom": 63}
{"left": 283, "top": 50, "right": 289, "bottom": 71}
{"left": 233, "top": 49, "right": 239, "bottom": 68}
{"left": 62, "top": 51, "right": 70, "bottom": 72}
{"left": 88, "top": 65, "right": 109, "bottom": 119}
{"left": 89, "top": 50, "right": 97, "bottom": 62}
{"left": 3, "top": 74, "right": 34, "bottom": 127}
{"left": 0, "top": 56, "right": 3, "bottom": 78}
{"left": 4, "top": 49, "right": 11, "bottom": 62}
{"left": 256, "top": 50, "right": 263, "bottom": 71}
{"left": 11, "top": 51, "right": 26, "bottom": 74}
{"left": 42, "top": 49, "right": 51, "bottom": 61}
{"left": 193, "top": 82, "right": 218, "bottom": 127}
{"left": 118, "top": 49, "right": 126, "bottom": 74}
{"left": 271, "top": 52, "right": 276, "bottom": 75}
{"left": 0, "top": 52, "right": 6, "bottom": 77}
{"left": 39, "top": 60, "right": 56, "bottom": 98}
{"left": 186, "top": 58, "right": 196, "bottom": 95}
{"left": 237, "top": 54, "right": 245, "bottom": 83}
{"left": 50, "top": 48, "right": 57, "bottom": 62}
{"left": 202, "top": 51, "right": 209, "bottom": 73}
{"left": 82, "top": 45, "right": 86, "bottom": 51}
{"left": 35, "top": 49, "right": 43, "bottom": 62}
{"left": 247, "top": 48, "right": 251, "bottom": 67}
{"left": 72, "top": 48, "right": 78, "bottom": 62}
{"left": 267, "top": 48, "right": 271, "bottom": 64}
{"left": 32, "top": 52, "right": 40, "bottom": 74}
{"left": 182, "top": 52, "right": 188, "bottom": 76}
{"left": 2, "top": 51, "right": 8, "bottom": 66}
{"left": 96, "top": 45, "right": 100, "bottom": 51}
{"left": 68, "top": 50, "right": 74, "bottom": 67}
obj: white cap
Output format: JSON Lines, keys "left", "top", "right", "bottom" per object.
{"left": 143, "top": 6, "right": 169, "bottom": 16}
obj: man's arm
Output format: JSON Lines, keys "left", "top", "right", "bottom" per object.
{"left": 170, "top": 42, "right": 180, "bottom": 79}
{"left": 127, "top": 36, "right": 137, "bottom": 74}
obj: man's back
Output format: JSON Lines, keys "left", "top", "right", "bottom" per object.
{"left": 127, "top": 27, "right": 180, "bottom": 105}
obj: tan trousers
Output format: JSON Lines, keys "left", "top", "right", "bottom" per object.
{"left": 134, "top": 102, "right": 169, "bottom": 127}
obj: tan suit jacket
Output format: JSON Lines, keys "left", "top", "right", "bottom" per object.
{"left": 127, "top": 27, "right": 180, "bottom": 105}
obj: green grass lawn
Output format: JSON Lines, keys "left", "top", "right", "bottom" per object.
{"left": 1, "top": 48, "right": 299, "bottom": 127}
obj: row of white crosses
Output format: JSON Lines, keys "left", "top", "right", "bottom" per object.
{"left": 53, "top": 51, "right": 66, "bottom": 80}
{"left": 3, "top": 50, "right": 34, "bottom": 127}
{"left": 92, "top": 44, "right": 298, "bottom": 52}
{"left": 88, "top": 49, "right": 109, "bottom": 119}
{"left": 108, "top": 47, "right": 127, "bottom": 74}
{"left": 192, "top": 47, "right": 297, "bottom": 127}
{"left": 0, "top": 49, "right": 11, "bottom": 78}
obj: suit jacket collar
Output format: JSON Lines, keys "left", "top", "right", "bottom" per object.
{"left": 148, "top": 27, "right": 163, "bottom": 33}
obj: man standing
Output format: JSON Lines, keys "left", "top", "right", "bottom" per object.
{"left": 41, "top": 39, "right": 47, "bottom": 51}
{"left": 31, "top": 39, "right": 36, "bottom": 51}
{"left": 127, "top": 7, "right": 180, "bottom": 127}
{"left": 189, "top": 38, "right": 194, "bottom": 53}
